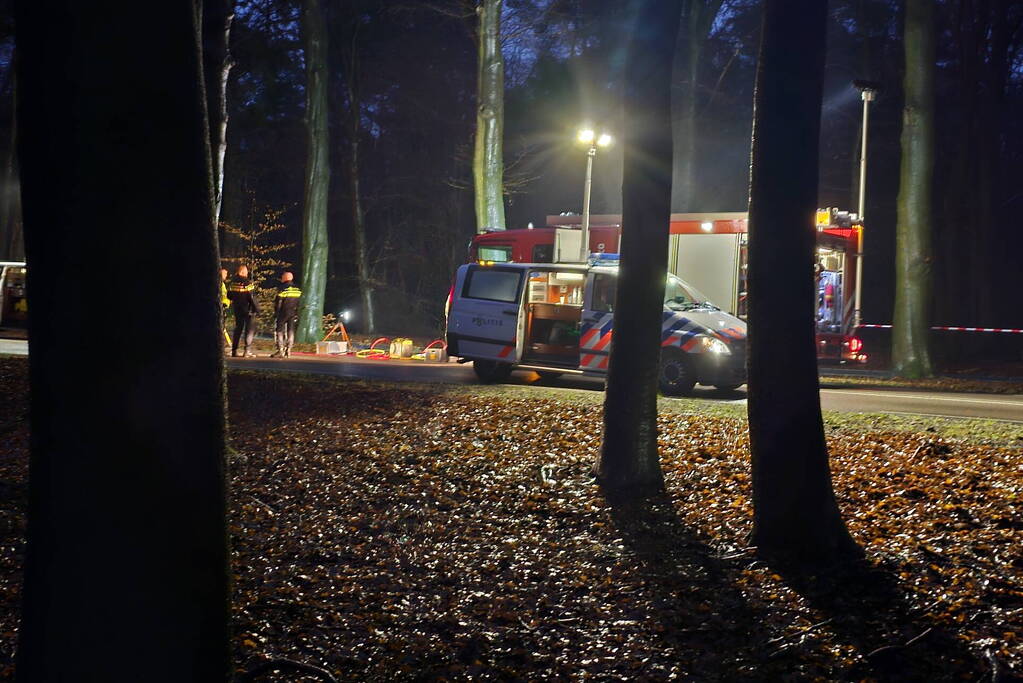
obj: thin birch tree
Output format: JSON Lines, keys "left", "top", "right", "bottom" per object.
{"left": 474, "top": 0, "right": 506, "bottom": 232}
{"left": 203, "top": 0, "right": 236, "bottom": 227}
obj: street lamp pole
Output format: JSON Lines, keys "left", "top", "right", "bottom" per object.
{"left": 580, "top": 143, "right": 596, "bottom": 262}
{"left": 576, "top": 129, "right": 611, "bottom": 262}
{"left": 852, "top": 80, "right": 879, "bottom": 332}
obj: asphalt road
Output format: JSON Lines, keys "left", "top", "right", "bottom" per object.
{"left": 3, "top": 339, "right": 1020, "bottom": 422}
{"left": 229, "top": 353, "right": 1023, "bottom": 423}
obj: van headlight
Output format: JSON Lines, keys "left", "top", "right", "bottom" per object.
{"left": 699, "top": 336, "right": 730, "bottom": 355}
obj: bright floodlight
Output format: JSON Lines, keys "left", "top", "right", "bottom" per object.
{"left": 853, "top": 79, "right": 881, "bottom": 102}
{"left": 577, "top": 129, "right": 595, "bottom": 144}
{"left": 597, "top": 133, "right": 612, "bottom": 147}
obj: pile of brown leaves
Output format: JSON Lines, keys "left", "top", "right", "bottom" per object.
{"left": 0, "top": 358, "right": 1020, "bottom": 680}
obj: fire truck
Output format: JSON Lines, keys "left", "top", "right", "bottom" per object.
{"left": 0, "top": 262, "right": 27, "bottom": 329}
{"left": 469, "top": 209, "right": 866, "bottom": 363}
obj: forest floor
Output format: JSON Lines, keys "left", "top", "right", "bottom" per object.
{"left": 0, "top": 357, "right": 1020, "bottom": 680}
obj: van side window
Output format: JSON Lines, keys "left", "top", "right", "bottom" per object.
{"left": 463, "top": 268, "right": 522, "bottom": 303}
{"left": 591, "top": 273, "right": 616, "bottom": 312}
{"left": 478, "top": 246, "right": 512, "bottom": 262}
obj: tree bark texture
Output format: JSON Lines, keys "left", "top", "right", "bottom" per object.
{"left": 473, "top": 0, "right": 506, "bottom": 233}
{"left": 746, "top": 0, "right": 860, "bottom": 566}
{"left": 594, "top": 0, "right": 683, "bottom": 498}
{"left": 14, "top": 1, "right": 230, "bottom": 679}
{"left": 341, "top": 23, "right": 376, "bottom": 334}
{"left": 202, "top": 0, "right": 235, "bottom": 227}
{"left": 0, "top": 69, "right": 19, "bottom": 261}
{"left": 892, "top": 0, "right": 935, "bottom": 379}
{"left": 297, "top": 0, "right": 331, "bottom": 343}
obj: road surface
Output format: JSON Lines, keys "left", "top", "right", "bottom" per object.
{"left": 3, "top": 339, "right": 1020, "bottom": 422}
{"left": 230, "top": 353, "right": 1023, "bottom": 423}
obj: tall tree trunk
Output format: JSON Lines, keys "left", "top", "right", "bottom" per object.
{"left": 937, "top": 4, "right": 974, "bottom": 339}
{"left": 14, "top": 1, "right": 229, "bottom": 678}
{"left": 983, "top": 0, "right": 1012, "bottom": 332}
{"left": 671, "top": 0, "right": 723, "bottom": 212}
{"left": 297, "top": 0, "right": 331, "bottom": 343}
{"left": 0, "top": 69, "right": 16, "bottom": 261}
{"left": 976, "top": 0, "right": 1010, "bottom": 328}
{"left": 892, "top": 0, "right": 935, "bottom": 378}
{"left": 203, "top": 0, "right": 235, "bottom": 227}
{"left": 593, "top": 0, "right": 683, "bottom": 497}
{"left": 951, "top": 1, "right": 988, "bottom": 329}
{"left": 675, "top": 41, "right": 699, "bottom": 211}
{"left": 343, "top": 38, "right": 375, "bottom": 334}
{"left": 348, "top": 139, "right": 374, "bottom": 336}
{"left": 746, "top": 0, "right": 860, "bottom": 565}
{"left": 473, "top": 0, "right": 506, "bottom": 233}
{"left": 6, "top": 182, "right": 23, "bottom": 261}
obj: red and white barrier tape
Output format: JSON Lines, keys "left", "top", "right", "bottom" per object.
{"left": 859, "top": 324, "right": 1023, "bottom": 334}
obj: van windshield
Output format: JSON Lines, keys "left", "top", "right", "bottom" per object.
{"left": 665, "top": 274, "right": 719, "bottom": 312}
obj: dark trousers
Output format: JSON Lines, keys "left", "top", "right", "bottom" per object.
{"left": 232, "top": 313, "right": 256, "bottom": 354}
{"left": 275, "top": 317, "right": 297, "bottom": 350}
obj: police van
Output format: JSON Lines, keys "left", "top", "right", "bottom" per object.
{"left": 445, "top": 257, "right": 747, "bottom": 396}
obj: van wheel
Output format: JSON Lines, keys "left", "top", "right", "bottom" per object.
{"left": 659, "top": 349, "right": 696, "bottom": 396}
{"left": 473, "top": 359, "right": 512, "bottom": 383}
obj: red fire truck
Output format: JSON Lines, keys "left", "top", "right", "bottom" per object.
{"left": 470, "top": 210, "right": 866, "bottom": 363}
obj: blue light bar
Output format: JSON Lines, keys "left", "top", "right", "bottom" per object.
{"left": 588, "top": 252, "right": 620, "bottom": 265}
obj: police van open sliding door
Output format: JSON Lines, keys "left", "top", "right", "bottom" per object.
{"left": 448, "top": 264, "right": 524, "bottom": 364}
{"left": 579, "top": 270, "right": 616, "bottom": 373}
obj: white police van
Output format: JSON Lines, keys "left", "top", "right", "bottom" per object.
{"left": 445, "top": 258, "right": 747, "bottom": 395}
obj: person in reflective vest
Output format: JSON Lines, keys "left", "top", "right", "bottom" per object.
{"left": 271, "top": 271, "right": 302, "bottom": 358}
{"left": 227, "top": 265, "right": 259, "bottom": 357}
{"left": 218, "top": 268, "right": 230, "bottom": 348}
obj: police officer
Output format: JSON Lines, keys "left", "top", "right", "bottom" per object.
{"left": 227, "top": 265, "right": 259, "bottom": 357}
{"left": 272, "top": 271, "right": 302, "bottom": 358}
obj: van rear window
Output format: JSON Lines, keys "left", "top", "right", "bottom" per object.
{"left": 464, "top": 268, "right": 522, "bottom": 303}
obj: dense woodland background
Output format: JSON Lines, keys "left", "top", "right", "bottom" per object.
{"left": 0, "top": 0, "right": 1020, "bottom": 357}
